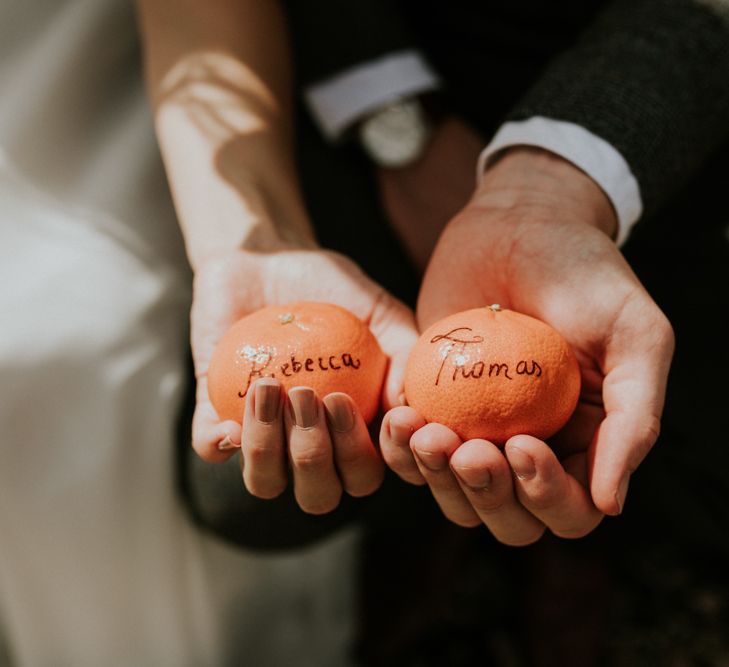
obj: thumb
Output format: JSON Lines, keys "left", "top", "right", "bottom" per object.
{"left": 589, "top": 309, "right": 674, "bottom": 515}
{"left": 367, "top": 292, "right": 419, "bottom": 410}
{"left": 188, "top": 262, "right": 259, "bottom": 462}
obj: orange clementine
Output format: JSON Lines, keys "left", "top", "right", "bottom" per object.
{"left": 208, "top": 301, "right": 387, "bottom": 424}
{"left": 404, "top": 305, "right": 580, "bottom": 444}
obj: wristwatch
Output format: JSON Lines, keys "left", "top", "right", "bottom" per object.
{"left": 357, "top": 94, "right": 443, "bottom": 168}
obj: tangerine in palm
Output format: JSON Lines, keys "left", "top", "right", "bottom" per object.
{"left": 404, "top": 305, "right": 580, "bottom": 443}
{"left": 208, "top": 301, "right": 387, "bottom": 423}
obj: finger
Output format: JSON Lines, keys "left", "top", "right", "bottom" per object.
{"left": 324, "top": 393, "right": 384, "bottom": 497}
{"left": 590, "top": 310, "right": 674, "bottom": 515}
{"left": 505, "top": 435, "right": 603, "bottom": 539}
{"left": 450, "top": 439, "right": 546, "bottom": 546}
{"left": 410, "top": 423, "right": 480, "bottom": 527}
{"left": 240, "top": 378, "right": 287, "bottom": 499}
{"left": 285, "top": 387, "right": 342, "bottom": 514}
{"left": 189, "top": 264, "right": 258, "bottom": 463}
{"left": 191, "top": 375, "right": 242, "bottom": 463}
{"left": 379, "top": 406, "right": 427, "bottom": 485}
{"left": 366, "top": 292, "right": 419, "bottom": 410}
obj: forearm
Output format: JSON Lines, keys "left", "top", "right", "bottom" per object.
{"left": 136, "top": 0, "right": 315, "bottom": 270}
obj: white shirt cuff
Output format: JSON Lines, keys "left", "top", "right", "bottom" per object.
{"left": 304, "top": 50, "right": 441, "bottom": 141}
{"left": 477, "top": 117, "right": 643, "bottom": 246}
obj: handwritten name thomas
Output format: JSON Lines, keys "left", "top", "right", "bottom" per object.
{"left": 431, "top": 327, "right": 542, "bottom": 386}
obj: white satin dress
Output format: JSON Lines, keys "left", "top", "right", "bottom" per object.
{"left": 0, "top": 2, "right": 357, "bottom": 665}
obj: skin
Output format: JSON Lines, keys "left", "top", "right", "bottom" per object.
{"left": 377, "top": 116, "right": 486, "bottom": 270}
{"left": 380, "top": 145, "right": 675, "bottom": 544}
{"left": 191, "top": 248, "right": 416, "bottom": 513}
{"left": 139, "top": 1, "right": 675, "bottom": 536}
{"left": 137, "top": 0, "right": 417, "bottom": 513}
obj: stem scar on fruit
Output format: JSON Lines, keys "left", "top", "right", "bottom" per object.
{"left": 208, "top": 302, "right": 388, "bottom": 425}
{"left": 403, "top": 304, "right": 581, "bottom": 443}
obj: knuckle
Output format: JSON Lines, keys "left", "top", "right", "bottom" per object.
{"left": 346, "top": 476, "right": 384, "bottom": 499}
{"left": 448, "top": 512, "right": 482, "bottom": 529}
{"left": 497, "top": 526, "right": 546, "bottom": 547}
{"left": 554, "top": 522, "right": 599, "bottom": 540}
{"left": 192, "top": 440, "right": 223, "bottom": 463}
{"left": 523, "top": 484, "right": 566, "bottom": 512}
{"left": 344, "top": 467, "right": 385, "bottom": 498}
{"left": 396, "top": 470, "right": 428, "bottom": 486}
{"left": 291, "top": 446, "right": 332, "bottom": 472}
{"left": 469, "top": 491, "right": 507, "bottom": 515}
{"left": 247, "top": 479, "right": 286, "bottom": 500}
{"left": 300, "top": 494, "right": 342, "bottom": 516}
{"left": 382, "top": 446, "right": 415, "bottom": 471}
{"left": 335, "top": 446, "right": 367, "bottom": 468}
{"left": 656, "top": 314, "right": 676, "bottom": 352}
{"left": 633, "top": 415, "right": 662, "bottom": 461}
{"left": 643, "top": 416, "right": 662, "bottom": 447}
{"left": 244, "top": 443, "right": 273, "bottom": 465}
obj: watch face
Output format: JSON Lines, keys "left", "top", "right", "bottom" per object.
{"left": 358, "top": 99, "right": 430, "bottom": 168}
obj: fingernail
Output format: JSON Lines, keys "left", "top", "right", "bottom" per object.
{"left": 508, "top": 447, "right": 536, "bottom": 481}
{"left": 289, "top": 387, "right": 318, "bottom": 428}
{"left": 323, "top": 393, "right": 355, "bottom": 432}
{"left": 255, "top": 380, "right": 281, "bottom": 424}
{"left": 615, "top": 474, "right": 630, "bottom": 514}
{"left": 389, "top": 421, "right": 414, "bottom": 446}
{"left": 454, "top": 468, "right": 493, "bottom": 491}
{"left": 218, "top": 436, "right": 240, "bottom": 451}
{"left": 413, "top": 449, "right": 447, "bottom": 472}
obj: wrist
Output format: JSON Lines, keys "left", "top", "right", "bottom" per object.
{"left": 475, "top": 146, "right": 618, "bottom": 239}
{"left": 176, "top": 181, "right": 317, "bottom": 272}
{"left": 155, "top": 104, "right": 316, "bottom": 269}
{"left": 192, "top": 235, "right": 321, "bottom": 280}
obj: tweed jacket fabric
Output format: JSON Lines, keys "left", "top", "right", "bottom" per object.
{"left": 287, "top": 0, "right": 729, "bottom": 221}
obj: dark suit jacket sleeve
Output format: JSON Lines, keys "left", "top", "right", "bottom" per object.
{"left": 506, "top": 0, "right": 729, "bottom": 220}
{"left": 176, "top": 375, "right": 366, "bottom": 551}
{"left": 181, "top": 446, "right": 367, "bottom": 551}
{"left": 284, "top": 0, "right": 419, "bottom": 87}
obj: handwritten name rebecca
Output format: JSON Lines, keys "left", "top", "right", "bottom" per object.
{"left": 431, "top": 327, "right": 542, "bottom": 386}
{"left": 237, "top": 348, "right": 361, "bottom": 398}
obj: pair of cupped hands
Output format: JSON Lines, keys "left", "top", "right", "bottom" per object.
{"left": 191, "top": 140, "right": 674, "bottom": 546}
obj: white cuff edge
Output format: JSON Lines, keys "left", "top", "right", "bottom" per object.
{"left": 304, "top": 50, "right": 441, "bottom": 141}
{"left": 477, "top": 117, "right": 643, "bottom": 246}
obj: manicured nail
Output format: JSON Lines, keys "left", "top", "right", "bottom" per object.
{"left": 616, "top": 474, "right": 631, "bottom": 514}
{"left": 289, "top": 387, "right": 318, "bottom": 428}
{"left": 255, "top": 379, "right": 281, "bottom": 424}
{"left": 389, "top": 420, "right": 414, "bottom": 446}
{"left": 508, "top": 447, "right": 536, "bottom": 481}
{"left": 413, "top": 449, "right": 447, "bottom": 472}
{"left": 454, "top": 468, "right": 493, "bottom": 491}
{"left": 323, "top": 393, "right": 355, "bottom": 432}
{"left": 218, "top": 436, "right": 240, "bottom": 451}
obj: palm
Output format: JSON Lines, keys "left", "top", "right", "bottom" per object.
{"left": 191, "top": 247, "right": 417, "bottom": 461}
{"left": 417, "top": 206, "right": 657, "bottom": 475}
{"left": 381, "top": 150, "right": 673, "bottom": 541}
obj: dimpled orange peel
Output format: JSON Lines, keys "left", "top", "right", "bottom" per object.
{"left": 404, "top": 304, "right": 581, "bottom": 444}
{"left": 208, "top": 301, "right": 387, "bottom": 423}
